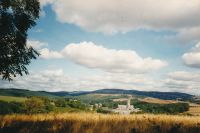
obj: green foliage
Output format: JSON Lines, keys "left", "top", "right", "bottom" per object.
{"left": 0, "top": 96, "right": 90, "bottom": 115}
{"left": 96, "top": 108, "right": 112, "bottom": 114}
{"left": 54, "top": 98, "right": 88, "bottom": 110}
{"left": 76, "top": 94, "right": 128, "bottom": 110}
{"left": 132, "top": 100, "right": 189, "bottom": 114}
{"left": 23, "top": 97, "right": 55, "bottom": 114}
{"left": 55, "top": 98, "right": 66, "bottom": 107}
{"left": 0, "top": 95, "right": 27, "bottom": 102}
{"left": 40, "top": 97, "right": 55, "bottom": 112}
{"left": 0, "top": 101, "right": 24, "bottom": 114}
{"left": 0, "top": 0, "right": 40, "bottom": 80}
{"left": 0, "top": 96, "right": 55, "bottom": 114}
{"left": 101, "top": 100, "right": 124, "bottom": 109}
{"left": 68, "top": 100, "right": 87, "bottom": 110}
{"left": 0, "top": 88, "right": 58, "bottom": 97}
{"left": 76, "top": 94, "right": 127, "bottom": 104}
{"left": 24, "top": 97, "right": 46, "bottom": 114}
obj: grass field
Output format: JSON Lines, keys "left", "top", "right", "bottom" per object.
{"left": 1, "top": 113, "right": 200, "bottom": 133}
{"left": 139, "top": 97, "right": 178, "bottom": 104}
{"left": 186, "top": 105, "right": 200, "bottom": 116}
{"left": 0, "top": 96, "right": 27, "bottom": 102}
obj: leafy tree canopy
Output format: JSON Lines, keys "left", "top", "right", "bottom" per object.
{"left": 0, "top": 0, "right": 40, "bottom": 80}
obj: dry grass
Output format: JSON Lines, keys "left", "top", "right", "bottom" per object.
{"left": 1, "top": 113, "right": 200, "bottom": 133}
{"left": 187, "top": 106, "right": 200, "bottom": 116}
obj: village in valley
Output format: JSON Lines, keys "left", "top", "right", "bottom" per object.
{"left": 94, "top": 96, "right": 141, "bottom": 115}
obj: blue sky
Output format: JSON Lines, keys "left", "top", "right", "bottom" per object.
{"left": 1, "top": 0, "right": 200, "bottom": 94}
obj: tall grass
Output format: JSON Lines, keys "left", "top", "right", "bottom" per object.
{"left": 1, "top": 113, "right": 200, "bottom": 133}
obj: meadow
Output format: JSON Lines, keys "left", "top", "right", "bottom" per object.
{"left": 0, "top": 96, "right": 27, "bottom": 102}
{"left": 1, "top": 113, "right": 200, "bottom": 133}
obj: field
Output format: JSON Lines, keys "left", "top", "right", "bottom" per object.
{"left": 1, "top": 113, "right": 200, "bottom": 133}
{"left": 139, "top": 97, "right": 178, "bottom": 104}
{"left": 186, "top": 103, "right": 200, "bottom": 116}
{"left": 0, "top": 96, "right": 27, "bottom": 102}
{"left": 187, "top": 107, "right": 200, "bottom": 116}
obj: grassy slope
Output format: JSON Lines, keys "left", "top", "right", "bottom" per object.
{"left": 0, "top": 88, "right": 57, "bottom": 98}
{"left": 0, "top": 96, "right": 27, "bottom": 102}
{"left": 75, "top": 93, "right": 127, "bottom": 103}
{"left": 139, "top": 97, "right": 178, "bottom": 104}
{"left": 0, "top": 113, "right": 200, "bottom": 133}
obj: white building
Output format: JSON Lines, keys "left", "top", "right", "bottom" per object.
{"left": 113, "top": 97, "right": 140, "bottom": 114}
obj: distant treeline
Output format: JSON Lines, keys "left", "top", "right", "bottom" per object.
{"left": 132, "top": 100, "right": 189, "bottom": 114}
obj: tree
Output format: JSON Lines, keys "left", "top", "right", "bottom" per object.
{"left": 55, "top": 98, "right": 66, "bottom": 107}
{"left": 24, "top": 97, "right": 45, "bottom": 114}
{"left": 0, "top": 101, "right": 24, "bottom": 114}
{"left": 0, "top": 0, "right": 40, "bottom": 80}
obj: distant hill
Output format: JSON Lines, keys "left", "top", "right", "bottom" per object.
{"left": 0, "top": 88, "right": 58, "bottom": 97}
{"left": 92, "top": 89, "right": 193, "bottom": 100}
{"left": 0, "top": 88, "right": 193, "bottom": 100}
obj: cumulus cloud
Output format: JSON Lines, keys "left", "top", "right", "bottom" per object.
{"left": 39, "top": 0, "right": 200, "bottom": 34}
{"left": 182, "top": 42, "right": 200, "bottom": 68}
{"left": 61, "top": 42, "right": 168, "bottom": 73}
{"left": 26, "top": 40, "right": 167, "bottom": 69}
{"left": 40, "top": 48, "right": 63, "bottom": 59}
{"left": 27, "top": 40, "right": 63, "bottom": 59}
{"left": 27, "top": 40, "right": 48, "bottom": 50}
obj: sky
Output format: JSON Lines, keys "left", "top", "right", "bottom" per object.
{"left": 1, "top": 0, "right": 200, "bottom": 94}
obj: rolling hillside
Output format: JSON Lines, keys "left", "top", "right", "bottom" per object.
{"left": 92, "top": 89, "right": 193, "bottom": 100}
{"left": 0, "top": 88, "right": 58, "bottom": 97}
{"left": 0, "top": 88, "right": 194, "bottom": 101}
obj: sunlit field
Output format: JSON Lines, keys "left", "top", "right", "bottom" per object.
{"left": 187, "top": 107, "right": 200, "bottom": 116}
{"left": 0, "top": 96, "right": 27, "bottom": 103}
{"left": 1, "top": 113, "right": 200, "bottom": 133}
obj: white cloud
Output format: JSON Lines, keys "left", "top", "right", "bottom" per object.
{"left": 168, "top": 71, "right": 200, "bottom": 82}
{"left": 40, "top": 48, "right": 63, "bottom": 59}
{"left": 61, "top": 42, "right": 168, "bottom": 73}
{"left": 192, "top": 42, "right": 200, "bottom": 52}
{"left": 27, "top": 40, "right": 63, "bottom": 59}
{"left": 0, "top": 69, "right": 163, "bottom": 92}
{"left": 40, "top": 0, "right": 200, "bottom": 34}
{"left": 1, "top": 68, "right": 199, "bottom": 94}
{"left": 182, "top": 42, "right": 200, "bottom": 68}
{"left": 0, "top": 69, "right": 77, "bottom": 92}
{"left": 27, "top": 40, "right": 47, "bottom": 50}
{"left": 163, "top": 71, "right": 200, "bottom": 94}
{"left": 166, "top": 27, "right": 200, "bottom": 44}
{"left": 182, "top": 53, "right": 200, "bottom": 67}
{"left": 175, "top": 27, "right": 200, "bottom": 43}
{"left": 39, "top": 0, "right": 55, "bottom": 7}
{"left": 27, "top": 40, "right": 167, "bottom": 69}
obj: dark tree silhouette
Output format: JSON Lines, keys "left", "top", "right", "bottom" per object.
{"left": 0, "top": 0, "right": 40, "bottom": 80}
